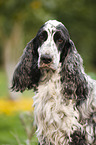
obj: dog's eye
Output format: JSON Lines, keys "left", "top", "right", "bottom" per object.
{"left": 57, "top": 38, "right": 63, "bottom": 44}
{"left": 39, "top": 31, "right": 47, "bottom": 41}
{"left": 54, "top": 32, "right": 64, "bottom": 44}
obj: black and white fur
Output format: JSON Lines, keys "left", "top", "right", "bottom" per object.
{"left": 11, "top": 20, "right": 96, "bottom": 145}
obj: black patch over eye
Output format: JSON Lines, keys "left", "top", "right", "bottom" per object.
{"left": 39, "top": 31, "right": 48, "bottom": 42}
{"left": 54, "top": 32, "right": 64, "bottom": 44}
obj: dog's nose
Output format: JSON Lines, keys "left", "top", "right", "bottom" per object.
{"left": 41, "top": 55, "right": 52, "bottom": 64}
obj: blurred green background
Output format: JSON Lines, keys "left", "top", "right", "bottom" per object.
{"left": 0, "top": 0, "right": 96, "bottom": 144}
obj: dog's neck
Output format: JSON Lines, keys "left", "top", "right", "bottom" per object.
{"left": 39, "top": 64, "right": 61, "bottom": 84}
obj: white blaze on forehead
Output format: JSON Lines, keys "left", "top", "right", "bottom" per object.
{"left": 45, "top": 20, "right": 63, "bottom": 27}
{"left": 44, "top": 20, "right": 64, "bottom": 34}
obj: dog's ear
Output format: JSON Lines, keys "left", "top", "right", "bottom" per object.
{"left": 60, "top": 38, "right": 74, "bottom": 62}
{"left": 11, "top": 39, "right": 40, "bottom": 92}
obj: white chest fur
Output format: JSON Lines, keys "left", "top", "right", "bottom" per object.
{"left": 33, "top": 69, "right": 82, "bottom": 145}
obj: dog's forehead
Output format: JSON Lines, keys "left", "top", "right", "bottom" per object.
{"left": 44, "top": 20, "right": 64, "bottom": 34}
{"left": 45, "top": 20, "right": 63, "bottom": 27}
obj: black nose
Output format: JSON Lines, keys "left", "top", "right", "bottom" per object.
{"left": 41, "top": 55, "right": 52, "bottom": 64}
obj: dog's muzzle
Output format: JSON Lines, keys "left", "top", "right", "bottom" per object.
{"left": 39, "top": 54, "right": 54, "bottom": 69}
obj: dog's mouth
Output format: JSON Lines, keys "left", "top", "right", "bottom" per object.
{"left": 39, "top": 63, "right": 56, "bottom": 71}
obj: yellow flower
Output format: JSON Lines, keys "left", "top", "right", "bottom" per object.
{"left": 0, "top": 98, "right": 34, "bottom": 115}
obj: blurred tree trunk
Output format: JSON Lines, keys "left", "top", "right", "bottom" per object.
{"left": 4, "top": 23, "right": 24, "bottom": 100}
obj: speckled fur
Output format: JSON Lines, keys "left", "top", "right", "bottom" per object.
{"left": 33, "top": 66, "right": 83, "bottom": 145}
{"left": 11, "top": 20, "right": 96, "bottom": 145}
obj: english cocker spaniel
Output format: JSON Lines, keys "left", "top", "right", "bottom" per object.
{"left": 11, "top": 20, "right": 96, "bottom": 145}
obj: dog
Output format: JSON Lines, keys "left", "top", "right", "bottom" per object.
{"left": 11, "top": 20, "right": 96, "bottom": 145}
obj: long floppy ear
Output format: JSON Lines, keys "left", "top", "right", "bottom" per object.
{"left": 60, "top": 38, "right": 88, "bottom": 105}
{"left": 60, "top": 38, "right": 74, "bottom": 62}
{"left": 11, "top": 39, "right": 40, "bottom": 92}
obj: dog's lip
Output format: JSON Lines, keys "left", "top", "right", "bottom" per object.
{"left": 38, "top": 63, "right": 56, "bottom": 70}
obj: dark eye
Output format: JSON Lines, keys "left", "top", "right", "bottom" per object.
{"left": 39, "top": 31, "right": 47, "bottom": 41}
{"left": 54, "top": 32, "right": 64, "bottom": 44}
{"left": 57, "top": 38, "right": 63, "bottom": 43}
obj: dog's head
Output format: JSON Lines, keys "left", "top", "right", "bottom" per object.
{"left": 11, "top": 20, "right": 73, "bottom": 92}
{"left": 37, "top": 20, "right": 71, "bottom": 70}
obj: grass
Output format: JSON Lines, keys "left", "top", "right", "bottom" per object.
{"left": 0, "top": 114, "right": 38, "bottom": 145}
{"left": 0, "top": 114, "right": 25, "bottom": 144}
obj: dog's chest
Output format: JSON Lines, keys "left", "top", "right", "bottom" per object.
{"left": 33, "top": 71, "right": 80, "bottom": 144}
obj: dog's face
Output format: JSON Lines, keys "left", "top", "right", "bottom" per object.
{"left": 11, "top": 20, "right": 72, "bottom": 92}
{"left": 36, "top": 20, "right": 70, "bottom": 70}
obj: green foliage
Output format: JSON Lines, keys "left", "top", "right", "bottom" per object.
{"left": 0, "top": 114, "right": 38, "bottom": 145}
{"left": 88, "top": 72, "right": 96, "bottom": 80}
{"left": 0, "top": 70, "right": 8, "bottom": 98}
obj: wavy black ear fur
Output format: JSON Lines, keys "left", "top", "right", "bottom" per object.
{"left": 11, "top": 38, "right": 41, "bottom": 92}
{"left": 60, "top": 38, "right": 74, "bottom": 62}
{"left": 60, "top": 39, "right": 88, "bottom": 106}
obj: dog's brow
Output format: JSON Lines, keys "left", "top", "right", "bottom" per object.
{"left": 44, "top": 23, "right": 57, "bottom": 35}
{"left": 48, "top": 29, "right": 56, "bottom": 37}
